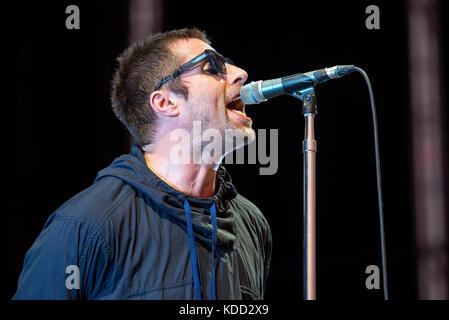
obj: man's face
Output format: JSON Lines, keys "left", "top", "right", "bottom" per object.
{"left": 170, "top": 38, "right": 254, "bottom": 153}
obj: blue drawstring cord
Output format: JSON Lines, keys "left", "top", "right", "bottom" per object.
{"left": 210, "top": 202, "right": 217, "bottom": 300}
{"left": 184, "top": 199, "right": 201, "bottom": 299}
{"left": 184, "top": 199, "right": 218, "bottom": 300}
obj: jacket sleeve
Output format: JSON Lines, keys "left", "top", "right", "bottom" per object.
{"left": 12, "top": 216, "right": 112, "bottom": 300}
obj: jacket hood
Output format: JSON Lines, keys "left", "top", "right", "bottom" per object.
{"left": 94, "top": 142, "right": 238, "bottom": 253}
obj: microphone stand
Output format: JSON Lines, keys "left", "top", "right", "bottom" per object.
{"left": 292, "top": 86, "right": 317, "bottom": 300}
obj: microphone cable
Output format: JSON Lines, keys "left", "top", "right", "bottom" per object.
{"left": 354, "top": 67, "right": 389, "bottom": 300}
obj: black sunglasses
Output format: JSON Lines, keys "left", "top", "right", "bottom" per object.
{"left": 155, "top": 49, "right": 235, "bottom": 91}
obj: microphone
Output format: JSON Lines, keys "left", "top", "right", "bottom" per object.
{"left": 240, "top": 65, "right": 355, "bottom": 105}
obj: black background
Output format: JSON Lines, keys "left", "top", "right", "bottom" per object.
{"left": 6, "top": 0, "right": 449, "bottom": 301}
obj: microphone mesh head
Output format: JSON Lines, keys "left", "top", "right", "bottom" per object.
{"left": 240, "top": 81, "right": 265, "bottom": 105}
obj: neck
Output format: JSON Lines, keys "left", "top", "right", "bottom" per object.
{"left": 142, "top": 142, "right": 218, "bottom": 199}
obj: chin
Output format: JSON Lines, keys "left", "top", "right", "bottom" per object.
{"left": 222, "top": 125, "right": 256, "bottom": 154}
{"left": 238, "top": 126, "right": 256, "bottom": 145}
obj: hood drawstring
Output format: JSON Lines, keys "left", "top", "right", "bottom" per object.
{"left": 210, "top": 202, "right": 217, "bottom": 300}
{"left": 184, "top": 199, "right": 218, "bottom": 300}
{"left": 184, "top": 199, "right": 201, "bottom": 299}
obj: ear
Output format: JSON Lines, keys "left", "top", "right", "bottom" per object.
{"left": 149, "top": 90, "right": 180, "bottom": 117}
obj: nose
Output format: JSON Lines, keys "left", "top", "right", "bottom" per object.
{"left": 227, "top": 64, "right": 248, "bottom": 86}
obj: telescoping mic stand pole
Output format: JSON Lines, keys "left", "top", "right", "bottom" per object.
{"left": 292, "top": 85, "right": 317, "bottom": 300}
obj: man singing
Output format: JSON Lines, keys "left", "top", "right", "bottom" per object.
{"left": 13, "top": 28, "right": 272, "bottom": 300}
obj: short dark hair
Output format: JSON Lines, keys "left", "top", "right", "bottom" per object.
{"left": 111, "top": 28, "right": 211, "bottom": 146}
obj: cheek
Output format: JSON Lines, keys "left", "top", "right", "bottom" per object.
{"left": 194, "top": 80, "right": 224, "bottom": 109}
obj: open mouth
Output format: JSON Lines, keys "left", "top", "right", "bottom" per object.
{"left": 226, "top": 97, "right": 246, "bottom": 114}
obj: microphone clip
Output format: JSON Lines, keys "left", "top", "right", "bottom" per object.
{"left": 291, "top": 85, "right": 318, "bottom": 115}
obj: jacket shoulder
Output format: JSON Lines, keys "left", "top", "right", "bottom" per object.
{"left": 49, "top": 176, "right": 135, "bottom": 228}
{"left": 233, "top": 194, "right": 269, "bottom": 225}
